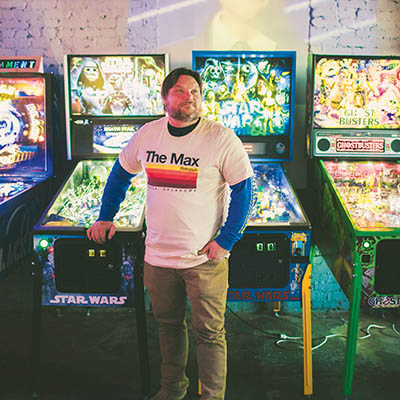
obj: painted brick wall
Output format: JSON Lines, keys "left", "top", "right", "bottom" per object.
{"left": 309, "top": 0, "right": 400, "bottom": 54}
{"left": 128, "top": 0, "right": 159, "bottom": 53}
{"left": 2, "top": 0, "right": 398, "bottom": 75}
{"left": 1, "top": 0, "right": 131, "bottom": 74}
{"left": 376, "top": 0, "right": 400, "bottom": 53}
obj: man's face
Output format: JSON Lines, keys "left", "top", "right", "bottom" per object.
{"left": 163, "top": 75, "right": 202, "bottom": 123}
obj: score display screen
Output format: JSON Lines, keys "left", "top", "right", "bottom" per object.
{"left": 313, "top": 56, "right": 400, "bottom": 129}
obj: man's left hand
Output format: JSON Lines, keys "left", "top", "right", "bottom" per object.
{"left": 198, "top": 240, "right": 229, "bottom": 262}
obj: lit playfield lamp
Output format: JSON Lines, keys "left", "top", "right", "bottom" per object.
{"left": 362, "top": 240, "right": 371, "bottom": 249}
{"left": 39, "top": 238, "right": 49, "bottom": 249}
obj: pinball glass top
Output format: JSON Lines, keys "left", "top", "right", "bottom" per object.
{"left": 39, "top": 160, "right": 146, "bottom": 230}
{"left": 324, "top": 160, "right": 400, "bottom": 229}
{"left": 248, "top": 163, "right": 307, "bottom": 226}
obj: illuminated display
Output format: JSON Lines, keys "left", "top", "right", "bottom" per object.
{"left": 324, "top": 161, "right": 400, "bottom": 228}
{"left": 0, "top": 76, "right": 47, "bottom": 172}
{"left": 249, "top": 163, "right": 306, "bottom": 225}
{"left": 0, "top": 59, "right": 37, "bottom": 70}
{"left": 336, "top": 138, "right": 385, "bottom": 153}
{"left": 93, "top": 124, "right": 141, "bottom": 154}
{"left": 313, "top": 56, "right": 400, "bottom": 129}
{"left": 193, "top": 51, "right": 295, "bottom": 138}
{"left": 0, "top": 181, "right": 33, "bottom": 204}
{"left": 67, "top": 55, "right": 167, "bottom": 117}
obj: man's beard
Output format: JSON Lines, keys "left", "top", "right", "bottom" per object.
{"left": 168, "top": 103, "right": 201, "bottom": 122}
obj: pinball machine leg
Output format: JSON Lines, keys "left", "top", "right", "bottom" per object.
{"left": 343, "top": 260, "right": 363, "bottom": 399}
{"left": 31, "top": 252, "right": 42, "bottom": 399}
{"left": 302, "top": 262, "right": 313, "bottom": 398}
{"left": 134, "top": 260, "right": 151, "bottom": 398}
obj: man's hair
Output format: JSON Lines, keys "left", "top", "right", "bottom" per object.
{"left": 161, "top": 67, "right": 203, "bottom": 99}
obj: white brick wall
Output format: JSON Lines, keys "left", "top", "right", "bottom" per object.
{"left": 0, "top": 0, "right": 131, "bottom": 73}
{"left": 1, "top": 0, "right": 398, "bottom": 73}
{"left": 309, "top": 0, "right": 400, "bottom": 54}
{"left": 377, "top": 0, "right": 400, "bottom": 54}
{"left": 309, "top": 0, "right": 377, "bottom": 54}
{"left": 128, "top": 0, "right": 159, "bottom": 53}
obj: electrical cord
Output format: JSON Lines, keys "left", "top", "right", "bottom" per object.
{"left": 226, "top": 305, "right": 398, "bottom": 352}
{"left": 275, "top": 332, "right": 348, "bottom": 351}
{"left": 277, "top": 324, "right": 388, "bottom": 351}
{"left": 226, "top": 304, "right": 280, "bottom": 339}
{"left": 226, "top": 304, "right": 345, "bottom": 347}
{"left": 358, "top": 324, "right": 385, "bottom": 340}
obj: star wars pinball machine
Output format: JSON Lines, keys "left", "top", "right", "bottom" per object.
{"left": 31, "top": 54, "right": 169, "bottom": 399}
{"left": 0, "top": 57, "right": 55, "bottom": 279}
{"left": 193, "top": 50, "right": 313, "bottom": 397}
{"left": 307, "top": 53, "right": 400, "bottom": 398}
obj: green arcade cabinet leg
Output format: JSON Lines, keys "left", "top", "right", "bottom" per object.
{"left": 343, "top": 257, "right": 363, "bottom": 399}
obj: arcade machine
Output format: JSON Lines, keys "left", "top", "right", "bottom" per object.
{"left": 307, "top": 54, "right": 400, "bottom": 398}
{"left": 31, "top": 54, "right": 168, "bottom": 399}
{"left": 0, "top": 56, "right": 54, "bottom": 279}
{"left": 193, "top": 50, "right": 313, "bottom": 397}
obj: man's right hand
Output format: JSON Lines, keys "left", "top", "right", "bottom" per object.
{"left": 86, "top": 220, "right": 116, "bottom": 244}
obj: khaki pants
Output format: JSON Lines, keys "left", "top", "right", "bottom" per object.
{"left": 144, "top": 259, "right": 229, "bottom": 400}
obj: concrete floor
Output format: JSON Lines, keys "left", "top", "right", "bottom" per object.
{"left": 1, "top": 261, "right": 400, "bottom": 400}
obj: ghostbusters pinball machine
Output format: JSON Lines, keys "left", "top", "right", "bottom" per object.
{"left": 193, "top": 50, "right": 313, "bottom": 397}
{"left": 307, "top": 54, "right": 400, "bottom": 398}
{"left": 0, "top": 59, "right": 55, "bottom": 279}
{"left": 31, "top": 54, "right": 169, "bottom": 399}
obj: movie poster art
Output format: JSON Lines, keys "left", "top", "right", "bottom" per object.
{"left": 193, "top": 54, "right": 294, "bottom": 137}
{"left": 313, "top": 57, "right": 400, "bottom": 129}
{"left": 68, "top": 55, "right": 166, "bottom": 117}
{"left": 0, "top": 76, "right": 47, "bottom": 171}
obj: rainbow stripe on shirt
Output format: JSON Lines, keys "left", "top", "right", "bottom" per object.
{"left": 145, "top": 163, "right": 199, "bottom": 189}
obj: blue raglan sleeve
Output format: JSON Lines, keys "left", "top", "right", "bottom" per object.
{"left": 98, "top": 158, "right": 137, "bottom": 221}
{"left": 215, "top": 176, "right": 256, "bottom": 251}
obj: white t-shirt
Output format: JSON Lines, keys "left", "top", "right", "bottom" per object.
{"left": 119, "top": 116, "right": 253, "bottom": 268}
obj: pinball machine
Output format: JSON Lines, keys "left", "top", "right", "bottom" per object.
{"left": 193, "top": 50, "right": 313, "bottom": 397}
{"left": 31, "top": 53, "right": 169, "bottom": 399}
{"left": 306, "top": 53, "right": 400, "bottom": 398}
{"left": 0, "top": 59, "right": 55, "bottom": 279}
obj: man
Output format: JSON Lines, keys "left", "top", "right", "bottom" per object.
{"left": 87, "top": 68, "right": 254, "bottom": 400}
